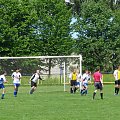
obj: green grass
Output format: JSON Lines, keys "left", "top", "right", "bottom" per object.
{"left": 0, "top": 85, "right": 120, "bottom": 120}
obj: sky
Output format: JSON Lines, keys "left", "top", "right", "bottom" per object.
{"left": 71, "top": 17, "right": 79, "bottom": 39}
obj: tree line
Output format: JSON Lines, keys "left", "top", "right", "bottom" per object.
{"left": 0, "top": 0, "right": 120, "bottom": 72}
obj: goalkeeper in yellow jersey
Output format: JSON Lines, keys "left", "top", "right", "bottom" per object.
{"left": 69, "top": 69, "right": 78, "bottom": 93}
{"left": 113, "top": 66, "right": 120, "bottom": 95}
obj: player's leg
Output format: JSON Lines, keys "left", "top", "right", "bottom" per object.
{"left": 70, "top": 80, "right": 73, "bottom": 93}
{"left": 30, "top": 86, "right": 34, "bottom": 94}
{"left": 93, "top": 82, "right": 98, "bottom": 99}
{"left": 79, "top": 81, "right": 82, "bottom": 93}
{"left": 114, "top": 80, "right": 118, "bottom": 95}
{"left": 14, "top": 84, "right": 17, "bottom": 97}
{"left": 30, "top": 81, "right": 34, "bottom": 94}
{"left": 1, "top": 87, "right": 5, "bottom": 99}
{"left": 81, "top": 83, "right": 88, "bottom": 95}
{"left": 80, "top": 81, "right": 83, "bottom": 94}
{"left": 30, "top": 86, "right": 36, "bottom": 94}
{"left": 75, "top": 81, "right": 80, "bottom": 92}
{"left": 73, "top": 80, "right": 77, "bottom": 93}
{"left": 93, "top": 89, "right": 97, "bottom": 99}
{"left": 14, "top": 84, "right": 20, "bottom": 97}
{"left": 81, "top": 88, "right": 86, "bottom": 95}
{"left": 30, "top": 81, "right": 37, "bottom": 94}
{"left": 16, "top": 84, "right": 20, "bottom": 96}
{"left": 100, "top": 90, "right": 103, "bottom": 99}
{"left": 98, "top": 82, "right": 103, "bottom": 99}
{"left": 84, "top": 84, "right": 88, "bottom": 95}
{"left": 117, "top": 80, "right": 120, "bottom": 95}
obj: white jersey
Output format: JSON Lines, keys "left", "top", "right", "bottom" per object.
{"left": 0, "top": 75, "right": 6, "bottom": 84}
{"left": 113, "top": 70, "right": 118, "bottom": 80}
{"left": 82, "top": 73, "right": 91, "bottom": 84}
{"left": 30, "top": 73, "right": 41, "bottom": 83}
{"left": 12, "top": 72, "right": 22, "bottom": 84}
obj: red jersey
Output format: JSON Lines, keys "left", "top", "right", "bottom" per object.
{"left": 93, "top": 71, "right": 102, "bottom": 82}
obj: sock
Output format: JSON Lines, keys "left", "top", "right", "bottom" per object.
{"left": 115, "top": 87, "right": 117, "bottom": 94}
{"left": 93, "top": 92, "right": 96, "bottom": 99}
{"left": 70, "top": 88, "right": 73, "bottom": 93}
{"left": 82, "top": 89, "right": 85, "bottom": 95}
{"left": 30, "top": 88, "right": 34, "bottom": 94}
{"left": 85, "top": 90, "right": 88, "bottom": 94}
{"left": 80, "top": 89, "right": 83, "bottom": 94}
{"left": 14, "top": 90, "right": 17, "bottom": 96}
{"left": 74, "top": 87, "right": 77, "bottom": 93}
{"left": 100, "top": 93, "right": 103, "bottom": 99}
{"left": 1, "top": 94, "right": 5, "bottom": 99}
{"left": 117, "top": 88, "right": 119, "bottom": 94}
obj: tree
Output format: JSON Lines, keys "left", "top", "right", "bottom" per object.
{"left": 0, "top": 0, "right": 40, "bottom": 56}
{"left": 33, "top": 0, "right": 75, "bottom": 75}
{"left": 73, "top": 0, "right": 120, "bottom": 71}
{"left": 0, "top": 0, "right": 75, "bottom": 74}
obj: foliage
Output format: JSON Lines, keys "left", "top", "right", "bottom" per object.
{"left": 73, "top": 0, "right": 120, "bottom": 71}
{"left": 0, "top": 0, "right": 38, "bottom": 56}
{"left": 0, "top": 0, "right": 74, "bottom": 56}
{"left": 0, "top": 0, "right": 120, "bottom": 72}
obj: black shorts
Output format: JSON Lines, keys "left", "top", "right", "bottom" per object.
{"left": 70, "top": 80, "right": 77, "bottom": 86}
{"left": 31, "top": 81, "right": 37, "bottom": 87}
{"left": 115, "top": 80, "right": 120, "bottom": 85}
{"left": 94, "top": 82, "right": 103, "bottom": 90}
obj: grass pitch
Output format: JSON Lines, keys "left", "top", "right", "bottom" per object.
{"left": 0, "top": 85, "right": 120, "bottom": 120}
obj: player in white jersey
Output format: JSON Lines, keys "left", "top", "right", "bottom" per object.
{"left": 0, "top": 71, "right": 7, "bottom": 99}
{"left": 81, "top": 70, "right": 91, "bottom": 95}
{"left": 11, "top": 68, "right": 22, "bottom": 97}
{"left": 29, "top": 70, "right": 42, "bottom": 94}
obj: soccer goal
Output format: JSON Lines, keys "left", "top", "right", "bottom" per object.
{"left": 0, "top": 55, "right": 82, "bottom": 91}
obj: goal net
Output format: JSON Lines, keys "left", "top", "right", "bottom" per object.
{"left": 0, "top": 55, "right": 82, "bottom": 91}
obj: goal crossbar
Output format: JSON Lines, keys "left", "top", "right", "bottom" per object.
{"left": 0, "top": 55, "right": 82, "bottom": 59}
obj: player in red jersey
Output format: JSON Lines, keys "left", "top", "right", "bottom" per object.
{"left": 92, "top": 67, "right": 103, "bottom": 100}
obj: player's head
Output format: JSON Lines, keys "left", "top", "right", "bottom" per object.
{"left": 36, "top": 70, "right": 40, "bottom": 74}
{"left": 118, "top": 66, "right": 120, "bottom": 70}
{"left": 114, "top": 65, "right": 118, "bottom": 70}
{"left": 73, "top": 69, "right": 76, "bottom": 73}
{"left": 15, "top": 68, "right": 20, "bottom": 72}
{"left": 95, "top": 66, "right": 100, "bottom": 72}
{"left": 85, "top": 69, "right": 89, "bottom": 74}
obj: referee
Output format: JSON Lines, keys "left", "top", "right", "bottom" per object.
{"left": 93, "top": 67, "right": 103, "bottom": 100}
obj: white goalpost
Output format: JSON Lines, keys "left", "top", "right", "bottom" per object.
{"left": 0, "top": 55, "right": 82, "bottom": 91}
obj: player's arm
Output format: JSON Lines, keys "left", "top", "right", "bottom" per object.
{"left": 30, "top": 74, "right": 35, "bottom": 81}
{"left": 39, "top": 75, "right": 42, "bottom": 80}
{"left": 19, "top": 74, "right": 22, "bottom": 79}
{"left": 92, "top": 74, "right": 95, "bottom": 85}
{"left": 11, "top": 73, "right": 14, "bottom": 79}
{"left": 88, "top": 74, "right": 92, "bottom": 84}
{"left": 3, "top": 76, "right": 8, "bottom": 83}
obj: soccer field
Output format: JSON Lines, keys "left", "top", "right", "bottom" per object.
{"left": 0, "top": 85, "right": 120, "bottom": 120}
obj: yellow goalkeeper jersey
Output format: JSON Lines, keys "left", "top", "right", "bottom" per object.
{"left": 72, "top": 72, "right": 77, "bottom": 80}
{"left": 118, "top": 70, "right": 120, "bottom": 80}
